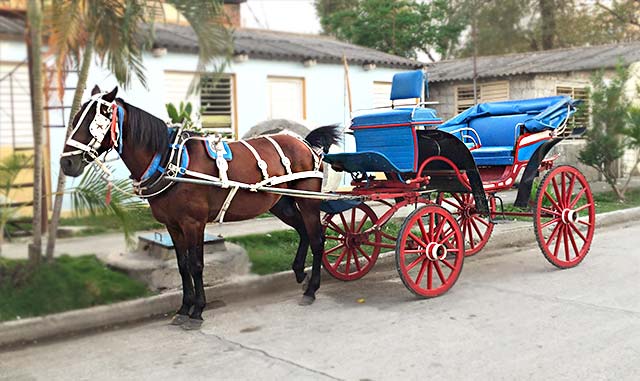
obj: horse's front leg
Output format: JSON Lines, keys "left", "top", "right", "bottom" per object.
{"left": 182, "top": 222, "right": 207, "bottom": 330}
{"left": 270, "top": 197, "right": 310, "bottom": 284}
{"left": 297, "top": 199, "right": 324, "bottom": 306}
{"left": 167, "top": 226, "right": 194, "bottom": 326}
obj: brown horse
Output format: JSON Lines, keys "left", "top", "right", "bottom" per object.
{"left": 60, "top": 86, "right": 341, "bottom": 329}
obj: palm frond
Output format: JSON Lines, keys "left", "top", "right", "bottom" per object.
{"left": 69, "top": 165, "right": 145, "bottom": 244}
{"left": 165, "top": 0, "right": 233, "bottom": 93}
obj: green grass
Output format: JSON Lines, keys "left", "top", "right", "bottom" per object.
{"left": 229, "top": 219, "right": 402, "bottom": 276}
{"left": 227, "top": 230, "right": 305, "bottom": 275}
{"left": 0, "top": 255, "right": 151, "bottom": 322}
{"left": 60, "top": 207, "right": 163, "bottom": 236}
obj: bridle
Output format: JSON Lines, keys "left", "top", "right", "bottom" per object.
{"left": 60, "top": 92, "right": 121, "bottom": 162}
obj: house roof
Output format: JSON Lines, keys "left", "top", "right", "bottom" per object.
{"left": 0, "top": 12, "right": 420, "bottom": 69}
{"left": 0, "top": 12, "right": 25, "bottom": 37}
{"left": 153, "top": 24, "right": 422, "bottom": 69}
{"left": 427, "top": 41, "right": 640, "bottom": 83}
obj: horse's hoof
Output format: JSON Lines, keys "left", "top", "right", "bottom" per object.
{"left": 181, "top": 318, "right": 204, "bottom": 331}
{"left": 295, "top": 271, "right": 307, "bottom": 284}
{"left": 169, "top": 314, "right": 189, "bottom": 326}
{"left": 298, "top": 295, "right": 315, "bottom": 306}
{"left": 301, "top": 274, "right": 310, "bottom": 291}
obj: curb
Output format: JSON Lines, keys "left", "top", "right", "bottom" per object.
{"left": 2, "top": 206, "right": 640, "bottom": 348}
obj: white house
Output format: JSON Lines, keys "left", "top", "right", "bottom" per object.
{"left": 0, "top": 1, "right": 422, "bottom": 212}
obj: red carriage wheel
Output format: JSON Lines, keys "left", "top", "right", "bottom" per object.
{"left": 437, "top": 193, "right": 495, "bottom": 256}
{"left": 322, "top": 203, "right": 382, "bottom": 281}
{"left": 534, "top": 165, "right": 595, "bottom": 268}
{"left": 395, "top": 205, "right": 464, "bottom": 298}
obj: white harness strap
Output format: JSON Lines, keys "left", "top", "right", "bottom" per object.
{"left": 239, "top": 139, "right": 269, "bottom": 180}
{"left": 213, "top": 137, "right": 230, "bottom": 188}
{"left": 214, "top": 185, "right": 239, "bottom": 223}
{"left": 264, "top": 136, "right": 292, "bottom": 175}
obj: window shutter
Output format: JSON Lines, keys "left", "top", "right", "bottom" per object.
{"left": 556, "top": 85, "right": 590, "bottom": 136}
{"left": 267, "top": 77, "right": 305, "bottom": 121}
{"left": 373, "top": 81, "right": 392, "bottom": 108}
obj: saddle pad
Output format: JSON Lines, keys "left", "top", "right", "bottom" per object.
{"left": 203, "top": 140, "right": 233, "bottom": 161}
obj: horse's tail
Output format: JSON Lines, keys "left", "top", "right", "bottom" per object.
{"left": 305, "top": 124, "right": 342, "bottom": 154}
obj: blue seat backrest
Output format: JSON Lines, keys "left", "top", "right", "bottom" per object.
{"left": 354, "top": 125, "right": 416, "bottom": 172}
{"left": 469, "top": 114, "right": 529, "bottom": 147}
{"left": 390, "top": 70, "right": 424, "bottom": 100}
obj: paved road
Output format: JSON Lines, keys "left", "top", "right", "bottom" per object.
{"left": 2, "top": 220, "right": 639, "bottom": 380}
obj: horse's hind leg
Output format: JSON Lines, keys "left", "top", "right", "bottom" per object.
{"left": 295, "top": 197, "right": 325, "bottom": 306}
{"left": 167, "top": 225, "right": 193, "bottom": 326}
{"left": 270, "top": 196, "right": 309, "bottom": 283}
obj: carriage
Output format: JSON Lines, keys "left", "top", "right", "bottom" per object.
{"left": 320, "top": 70, "right": 595, "bottom": 298}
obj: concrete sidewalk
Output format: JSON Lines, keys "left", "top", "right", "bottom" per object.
{"left": 2, "top": 177, "right": 637, "bottom": 260}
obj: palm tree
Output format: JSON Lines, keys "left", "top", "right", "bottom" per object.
{"left": 45, "top": 0, "right": 232, "bottom": 260}
{"left": 26, "top": 0, "right": 45, "bottom": 264}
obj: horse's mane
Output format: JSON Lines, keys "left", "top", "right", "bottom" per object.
{"left": 120, "top": 98, "right": 168, "bottom": 153}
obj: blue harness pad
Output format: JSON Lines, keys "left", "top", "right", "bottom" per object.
{"left": 204, "top": 140, "right": 233, "bottom": 161}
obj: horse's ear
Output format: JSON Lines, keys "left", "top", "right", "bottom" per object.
{"left": 103, "top": 86, "right": 118, "bottom": 102}
{"left": 91, "top": 85, "right": 101, "bottom": 96}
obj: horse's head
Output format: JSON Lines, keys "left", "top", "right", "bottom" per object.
{"left": 60, "top": 85, "right": 119, "bottom": 177}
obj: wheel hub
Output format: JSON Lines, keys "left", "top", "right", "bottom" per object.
{"left": 425, "top": 242, "right": 447, "bottom": 261}
{"left": 561, "top": 208, "right": 578, "bottom": 224}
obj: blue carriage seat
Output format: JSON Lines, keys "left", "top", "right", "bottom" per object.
{"left": 439, "top": 96, "right": 576, "bottom": 166}
{"left": 325, "top": 70, "right": 442, "bottom": 173}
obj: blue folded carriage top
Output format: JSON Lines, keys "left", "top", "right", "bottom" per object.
{"left": 440, "top": 95, "right": 576, "bottom": 133}
{"left": 352, "top": 107, "right": 441, "bottom": 127}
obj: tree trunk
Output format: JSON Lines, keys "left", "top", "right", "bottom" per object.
{"left": 27, "top": 0, "right": 44, "bottom": 265}
{"left": 45, "top": 43, "right": 94, "bottom": 261}
{"left": 540, "top": 0, "right": 556, "bottom": 50}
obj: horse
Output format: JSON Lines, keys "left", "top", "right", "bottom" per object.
{"left": 60, "top": 85, "right": 341, "bottom": 330}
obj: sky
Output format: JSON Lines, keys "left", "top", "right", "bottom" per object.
{"left": 240, "top": 0, "right": 322, "bottom": 34}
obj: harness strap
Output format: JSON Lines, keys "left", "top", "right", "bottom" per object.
{"left": 214, "top": 186, "right": 239, "bottom": 223}
{"left": 264, "top": 136, "right": 292, "bottom": 175}
{"left": 239, "top": 140, "right": 269, "bottom": 180}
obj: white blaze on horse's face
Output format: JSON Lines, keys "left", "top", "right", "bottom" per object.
{"left": 60, "top": 90, "right": 119, "bottom": 177}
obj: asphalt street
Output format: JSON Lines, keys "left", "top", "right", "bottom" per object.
{"left": 1, "top": 221, "right": 639, "bottom": 380}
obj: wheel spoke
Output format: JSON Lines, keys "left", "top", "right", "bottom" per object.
{"left": 474, "top": 216, "right": 490, "bottom": 228}
{"left": 441, "top": 258, "right": 455, "bottom": 270}
{"left": 339, "top": 213, "right": 351, "bottom": 233}
{"left": 331, "top": 248, "right": 348, "bottom": 269}
{"left": 578, "top": 219, "right": 592, "bottom": 227}
{"left": 405, "top": 253, "right": 425, "bottom": 271}
{"left": 434, "top": 260, "right": 447, "bottom": 284}
{"left": 566, "top": 226, "right": 580, "bottom": 260}
{"left": 544, "top": 190, "right": 562, "bottom": 212}
{"left": 408, "top": 232, "right": 428, "bottom": 248}
{"left": 325, "top": 235, "right": 341, "bottom": 241}
{"left": 355, "top": 213, "right": 370, "bottom": 232}
{"left": 470, "top": 218, "right": 484, "bottom": 241}
{"left": 441, "top": 197, "right": 460, "bottom": 209}
{"left": 553, "top": 225, "right": 564, "bottom": 258}
{"left": 380, "top": 231, "right": 397, "bottom": 241}
{"left": 569, "top": 188, "right": 587, "bottom": 209}
{"left": 417, "top": 218, "right": 430, "bottom": 243}
{"left": 350, "top": 208, "right": 356, "bottom": 232}
{"left": 344, "top": 249, "right": 352, "bottom": 274}
{"left": 356, "top": 246, "right": 371, "bottom": 262}
{"left": 540, "top": 217, "right": 560, "bottom": 229}
{"left": 574, "top": 202, "right": 593, "bottom": 213}
{"left": 352, "top": 248, "right": 362, "bottom": 272}
{"left": 566, "top": 173, "right": 576, "bottom": 206}
{"left": 415, "top": 259, "right": 428, "bottom": 286}
{"left": 540, "top": 207, "right": 561, "bottom": 217}
{"left": 429, "top": 212, "right": 435, "bottom": 240}
{"left": 563, "top": 225, "right": 571, "bottom": 262}
{"left": 438, "top": 228, "right": 456, "bottom": 245}
{"left": 545, "top": 222, "right": 562, "bottom": 247}
{"left": 551, "top": 176, "right": 563, "bottom": 208}
{"left": 568, "top": 222, "right": 587, "bottom": 242}
{"left": 325, "top": 243, "right": 345, "bottom": 256}
{"left": 426, "top": 261, "right": 433, "bottom": 289}
{"left": 467, "top": 220, "right": 476, "bottom": 249}
{"left": 328, "top": 220, "right": 346, "bottom": 236}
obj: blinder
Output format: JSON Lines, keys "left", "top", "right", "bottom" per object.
{"left": 61, "top": 92, "right": 119, "bottom": 162}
